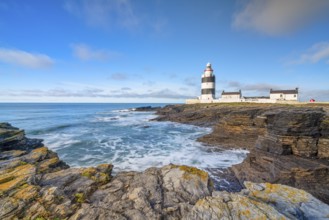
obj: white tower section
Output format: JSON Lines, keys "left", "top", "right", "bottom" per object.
{"left": 200, "top": 62, "right": 215, "bottom": 101}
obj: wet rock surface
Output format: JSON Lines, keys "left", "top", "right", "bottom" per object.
{"left": 134, "top": 106, "right": 162, "bottom": 112}
{"left": 2, "top": 122, "right": 329, "bottom": 219}
{"left": 155, "top": 103, "right": 329, "bottom": 204}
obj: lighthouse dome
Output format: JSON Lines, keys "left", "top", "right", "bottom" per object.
{"left": 206, "top": 62, "right": 211, "bottom": 67}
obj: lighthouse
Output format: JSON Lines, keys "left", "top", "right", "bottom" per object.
{"left": 200, "top": 62, "right": 216, "bottom": 101}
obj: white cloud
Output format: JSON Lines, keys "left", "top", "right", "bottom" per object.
{"left": 71, "top": 44, "right": 120, "bottom": 61}
{"left": 233, "top": 0, "right": 329, "bottom": 36}
{"left": 289, "top": 42, "right": 329, "bottom": 65}
{"left": 64, "top": 0, "right": 139, "bottom": 30}
{"left": 0, "top": 48, "right": 54, "bottom": 68}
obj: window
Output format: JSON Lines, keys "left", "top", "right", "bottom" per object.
{"left": 280, "top": 94, "right": 283, "bottom": 97}
{"left": 294, "top": 94, "right": 296, "bottom": 97}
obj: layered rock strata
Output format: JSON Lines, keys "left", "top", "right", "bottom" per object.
{"left": 155, "top": 104, "right": 329, "bottom": 203}
{"left": 1, "top": 122, "right": 329, "bottom": 219}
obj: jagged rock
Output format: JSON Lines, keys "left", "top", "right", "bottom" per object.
{"left": 321, "top": 115, "right": 329, "bottom": 137}
{"left": 319, "top": 138, "right": 329, "bottom": 159}
{"left": 244, "top": 181, "right": 329, "bottom": 219}
{"left": 186, "top": 192, "right": 287, "bottom": 220}
{"left": 134, "top": 106, "right": 161, "bottom": 112}
{"left": 231, "top": 149, "right": 329, "bottom": 204}
{"left": 155, "top": 104, "right": 329, "bottom": 204}
{"left": 0, "top": 123, "right": 69, "bottom": 219}
{"left": 186, "top": 182, "right": 329, "bottom": 220}
{"left": 0, "top": 123, "right": 43, "bottom": 152}
{"left": 76, "top": 164, "right": 212, "bottom": 220}
{"left": 264, "top": 109, "right": 324, "bottom": 136}
{"left": 1, "top": 107, "right": 329, "bottom": 219}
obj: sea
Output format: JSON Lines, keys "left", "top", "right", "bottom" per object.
{"left": 0, "top": 103, "right": 248, "bottom": 182}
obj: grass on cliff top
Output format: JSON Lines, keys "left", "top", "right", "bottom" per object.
{"left": 183, "top": 102, "right": 329, "bottom": 109}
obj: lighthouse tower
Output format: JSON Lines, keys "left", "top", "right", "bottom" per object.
{"left": 200, "top": 62, "right": 216, "bottom": 101}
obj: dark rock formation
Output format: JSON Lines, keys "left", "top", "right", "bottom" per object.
{"left": 154, "top": 103, "right": 329, "bottom": 204}
{"left": 2, "top": 122, "right": 329, "bottom": 219}
{"left": 134, "top": 106, "right": 161, "bottom": 112}
{"left": 232, "top": 108, "right": 329, "bottom": 204}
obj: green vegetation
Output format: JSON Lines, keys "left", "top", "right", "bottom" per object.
{"left": 178, "top": 165, "right": 208, "bottom": 182}
{"left": 19, "top": 161, "right": 27, "bottom": 166}
{"left": 81, "top": 168, "right": 96, "bottom": 179}
{"left": 75, "top": 193, "right": 85, "bottom": 203}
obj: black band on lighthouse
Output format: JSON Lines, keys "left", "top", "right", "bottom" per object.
{"left": 201, "top": 89, "right": 215, "bottom": 95}
{"left": 202, "top": 76, "right": 215, "bottom": 83}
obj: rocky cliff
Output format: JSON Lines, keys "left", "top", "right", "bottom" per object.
{"left": 155, "top": 103, "right": 329, "bottom": 204}
{"left": 1, "top": 122, "right": 329, "bottom": 219}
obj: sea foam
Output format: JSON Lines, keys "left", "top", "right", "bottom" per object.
{"left": 0, "top": 103, "right": 248, "bottom": 180}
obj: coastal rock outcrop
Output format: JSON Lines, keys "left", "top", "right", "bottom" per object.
{"left": 134, "top": 106, "right": 161, "bottom": 112}
{"left": 232, "top": 108, "right": 329, "bottom": 204}
{"left": 155, "top": 104, "right": 329, "bottom": 204}
{"left": 2, "top": 122, "right": 329, "bottom": 219}
{"left": 186, "top": 182, "right": 329, "bottom": 220}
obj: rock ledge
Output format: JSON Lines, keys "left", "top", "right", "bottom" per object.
{"left": 1, "top": 122, "right": 329, "bottom": 219}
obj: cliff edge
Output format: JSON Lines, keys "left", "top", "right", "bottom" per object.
{"left": 155, "top": 103, "right": 329, "bottom": 204}
{"left": 1, "top": 122, "right": 329, "bottom": 219}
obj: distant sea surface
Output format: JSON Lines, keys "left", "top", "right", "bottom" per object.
{"left": 0, "top": 103, "right": 247, "bottom": 178}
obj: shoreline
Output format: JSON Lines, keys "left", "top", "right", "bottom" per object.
{"left": 152, "top": 103, "right": 329, "bottom": 204}
{"left": 1, "top": 103, "right": 329, "bottom": 218}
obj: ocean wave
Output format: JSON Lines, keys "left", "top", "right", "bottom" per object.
{"left": 29, "top": 123, "right": 79, "bottom": 135}
{"left": 93, "top": 116, "right": 121, "bottom": 122}
{"left": 15, "top": 104, "right": 247, "bottom": 176}
{"left": 111, "top": 108, "right": 135, "bottom": 113}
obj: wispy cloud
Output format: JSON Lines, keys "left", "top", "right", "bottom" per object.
{"left": 184, "top": 77, "right": 198, "bottom": 87}
{"left": 0, "top": 88, "right": 191, "bottom": 99}
{"left": 301, "top": 89, "right": 329, "bottom": 101}
{"left": 143, "top": 81, "right": 156, "bottom": 86}
{"left": 109, "top": 72, "right": 128, "bottom": 80}
{"left": 288, "top": 42, "right": 329, "bottom": 65}
{"left": 0, "top": 48, "right": 54, "bottom": 69}
{"left": 71, "top": 43, "right": 120, "bottom": 61}
{"left": 121, "top": 87, "right": 131, "bottom": 91}
{"left": 64, "top": 0, "right": 139, "bottom": 30}
{"left": 232, "top": 0, "right": 329, "bottom": 36}
{"left": 226, "top": 81, "right": 282, "bottom": 92}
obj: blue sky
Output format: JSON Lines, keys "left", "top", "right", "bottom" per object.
{"left": 0, "top": 0, "right": 329, "bottom": 103}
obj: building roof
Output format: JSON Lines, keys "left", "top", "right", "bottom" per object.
{"left": 243, "top": 96, "right": 270, "bottom": 99}
{"left": 222, "top": 90, "right": 241, "bottom": 95}
{"left": 270, "top": 88, "right": 298, "bottom": 94}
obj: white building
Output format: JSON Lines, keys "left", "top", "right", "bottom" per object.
{"left": 200, "top": 63, "right": 216, "bottom": 102}
{"left": 269, "top": 88, "right": 298, "bottom": 101}
{"left": 220, "top": 90, "right": 241, "bottom": 102}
